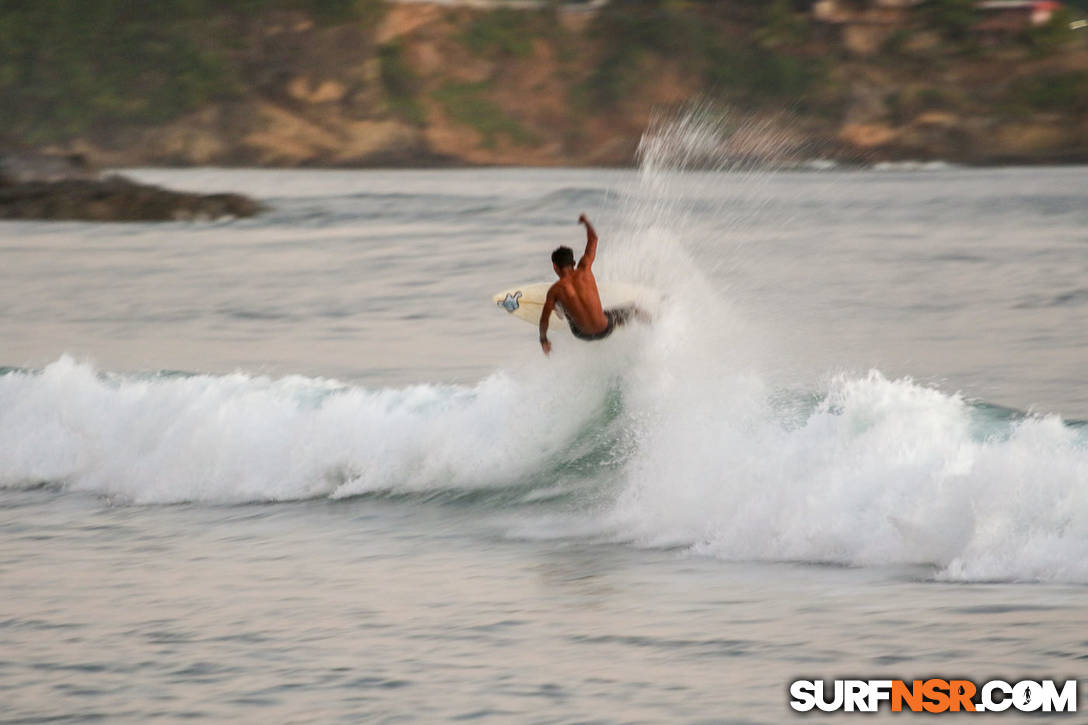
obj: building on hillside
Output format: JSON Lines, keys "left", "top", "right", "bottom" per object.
{"left": 977, "top": 0, "right": 1063, "bottom": 25}
{"left": 973, "top": 1, "right": 1064, "bottom": 42}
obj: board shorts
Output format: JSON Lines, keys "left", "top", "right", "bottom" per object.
{"left": 568, "top": 306, "right": 636, "bottom": 341}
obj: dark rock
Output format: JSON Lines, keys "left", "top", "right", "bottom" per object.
{"left": 0, "top": 173, "right": 260, "bottom": 222}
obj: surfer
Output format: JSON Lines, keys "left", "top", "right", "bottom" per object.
{"left": 539, "top": 214, "right": 648, "bottom": 355}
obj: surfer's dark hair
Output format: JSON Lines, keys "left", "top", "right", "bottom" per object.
{"left": 552, "top": 246, "right": 575, "bottom": 268}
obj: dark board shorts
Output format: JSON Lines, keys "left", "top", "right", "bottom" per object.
{"left": 568, "top": 306, "right": 636, "bottom": 341}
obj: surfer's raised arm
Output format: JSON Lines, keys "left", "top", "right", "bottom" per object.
{"left": 539, "top": 285, "right": 558, "bottom": 356}
{"left": 578, "top": 213, "right": 597, "bottom": 269}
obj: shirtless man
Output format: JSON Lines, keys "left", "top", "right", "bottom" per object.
{"left": 539, "top": 214, "right": 647, "bottom": 355}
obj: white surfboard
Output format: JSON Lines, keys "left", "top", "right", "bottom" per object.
{"left": 492, "top": 281, "right": 658, "bottom": 328}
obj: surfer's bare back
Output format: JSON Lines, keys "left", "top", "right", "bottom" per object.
{"left": 539, "top": 214, "right": 648, "bottom": 356}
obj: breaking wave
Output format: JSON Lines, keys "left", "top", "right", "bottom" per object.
{"left": 3, "top": 347, "right": 1086, "bottom": 585}
{"left": 4, "top": 110, "right": 1086, "bottom": 584}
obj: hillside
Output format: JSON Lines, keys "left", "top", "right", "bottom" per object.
{"left": 2, "top": 0, "right": 1087, "bottom": 167}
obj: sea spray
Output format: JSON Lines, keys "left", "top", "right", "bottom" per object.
{"left": 599, "top": 107, "right": 1088, "bottom": 583}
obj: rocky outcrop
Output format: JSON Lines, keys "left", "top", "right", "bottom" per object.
{"left": 8, "top": 3, "right": 1086, "bottom": 169}
{"left": 0, "top": 171, "right": 260, "bottom": 222}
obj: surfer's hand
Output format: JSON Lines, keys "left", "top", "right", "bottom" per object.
{"left": 540, "top": 339, "right": 551, "bottom": 356}
{"left": 578, "top": 213, "right": 587, "bottom": 225}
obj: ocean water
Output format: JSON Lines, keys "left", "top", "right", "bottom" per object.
{"left": 2, "top": 132, "right": 1088, "bottom": 721}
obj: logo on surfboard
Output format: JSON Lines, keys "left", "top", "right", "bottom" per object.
{"left": 499, "top": 291, "right": 522, "bottom": 313}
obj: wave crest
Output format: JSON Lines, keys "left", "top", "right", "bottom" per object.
{"left": 0, "top": 356, "right": 621, "bottom": 505}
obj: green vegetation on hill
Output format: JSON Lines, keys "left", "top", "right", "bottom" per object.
{"left": 580, "top": 0, "right": 826, "bottom": 109}
{"left": 0, "top": 0, "right": 1084, "bottom": 164}
{"left": 379, "top": 41, "right": 426, "bottom": 125}
{"left": 460, "top": 7, "right": 537, "bottom": 57}
{"left": 926, "top": 0, "right": 978, "bottom": 39}
{"left": 0, "top": 1, "right": 230, "bottom": 141}
{"left": 1009, "top": 70, "right": 1088, "bottom": 114}
{"left": 432, "top": 82, "right": 535, "bottom": 148}
{"left": 584, "top": 4, "right": 705, "bottom": 105}
{"left": 0, "top": 0, "right": 384, "bottom": 143}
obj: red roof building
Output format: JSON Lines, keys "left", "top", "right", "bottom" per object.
{"left": 975, "top": 0, "right": 1064, "bottom": 31}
